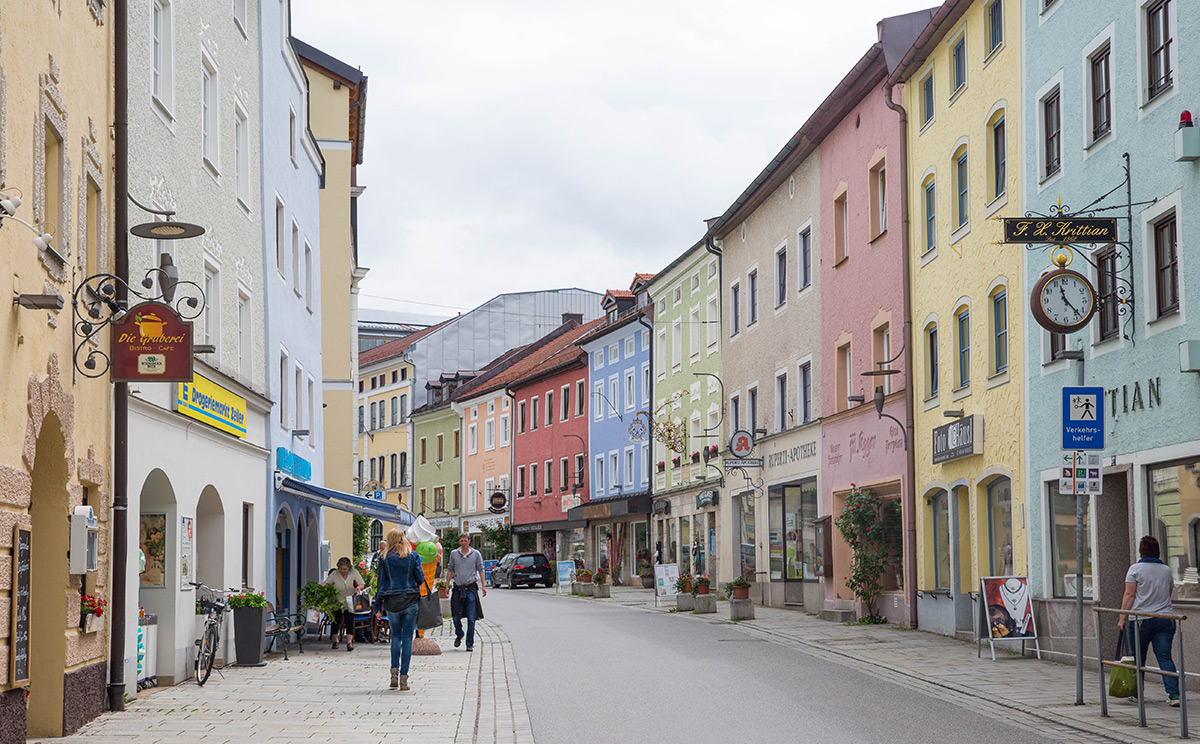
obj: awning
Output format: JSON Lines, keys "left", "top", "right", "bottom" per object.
{"left": 275, "top": 474, "right": 415, "bottom": 525}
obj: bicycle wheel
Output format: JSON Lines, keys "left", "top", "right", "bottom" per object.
{"left": 197, "top": 622, "right": 218, "bottom": 686}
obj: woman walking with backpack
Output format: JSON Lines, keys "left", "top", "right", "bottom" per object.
{"left": 373, "top": 528, "right": 424, "bottom": 690}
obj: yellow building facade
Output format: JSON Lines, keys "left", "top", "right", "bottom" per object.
{"left": 0, "top": 1, "right": 114, "bottom": 736}
{"left": 356, "top": 350, "right": 415, "bottom": 551}
{"left": 894, "top": 0, "right": 1027, "bottom": 636}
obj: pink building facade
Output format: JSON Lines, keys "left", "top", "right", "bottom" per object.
{"left": 818, "top": 47, "right": 913, "bottom": 625}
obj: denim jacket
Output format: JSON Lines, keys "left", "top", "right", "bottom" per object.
{"left": 372, "top": 552, "right": 424, "bottom": 614}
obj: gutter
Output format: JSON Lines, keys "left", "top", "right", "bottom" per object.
{"left": 886, "top": 1, "right": 963, "bottom": 86}
{"left": 636, "top": 313, "right": 655, "bottom": 520}
{"left": 882, "top": 78, "right": 919, "bottom": 630}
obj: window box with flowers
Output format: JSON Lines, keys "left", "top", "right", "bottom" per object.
{"left": 656, "top": 461, "right": 666, "bottom": 473}
{"left": 80, "top": 594, "right": 107, "bottom": 633}
{"left": 690, "top": 451, "right": 701, "bottom": 464}
{"left": 228, "top": 589, "right": 270, "bottom": 666}
{"left": 672, "top": 456, "right": 682, "bottom": 468}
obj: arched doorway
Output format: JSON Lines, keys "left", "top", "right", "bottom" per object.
{"left": 305, "top": 509, "right": 321, "bottom": 585}
{"left": 275, "top": 508, "right": 295, "bottom": 611}
{"left": 139, "top": 469, "right": 177, "bottom": 684}
{"left": 196, "top": 486, "right": 225, "bottom": 591}
{"left": 27, "top": 412, "right": 70, "bottom": 737}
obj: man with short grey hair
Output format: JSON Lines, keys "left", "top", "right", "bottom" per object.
{"left": 447, "top": 533, "right": 486, "bottom": 650}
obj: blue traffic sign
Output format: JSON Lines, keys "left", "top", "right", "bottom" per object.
{"left": 1062, "top": 386, "right": 1104, "bottom": 450}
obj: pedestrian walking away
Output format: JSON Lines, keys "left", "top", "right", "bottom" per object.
{"left": 1118, "top": 535, "right": 1180, "bottom": 706}
{"left": 373, "top": 528, "right": 425, "bottom": 690}
{"left": 447, "top": 533, "right": 486, "bottom": 651}
{"left": 322, "top": 557, "right": 365, "bottom": 651}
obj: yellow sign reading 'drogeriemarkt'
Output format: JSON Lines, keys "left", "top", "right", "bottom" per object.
{"left": 175, "top": 375, "right": 248, "bottom": 439}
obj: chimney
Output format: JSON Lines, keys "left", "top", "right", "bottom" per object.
{"left": 562, "top": 312, "right": 583, "bottom": 326}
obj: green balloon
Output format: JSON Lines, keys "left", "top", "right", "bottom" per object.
{"left": 416, "top": 541, "right": 438, "bottom": 561}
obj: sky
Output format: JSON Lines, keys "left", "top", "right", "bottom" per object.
{"left": 291, "top": 0, "right": 938, "bottom": 319}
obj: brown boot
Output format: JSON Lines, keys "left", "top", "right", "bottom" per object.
{"left": 398, "top": 674, "right": 410, "bottom": 691}
{"left": 390, "top": 668, "right": 399, "bottom": 689}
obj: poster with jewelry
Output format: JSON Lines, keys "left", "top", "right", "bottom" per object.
{"left": 981, "top": 576, "right": 1037, "bottom": 639}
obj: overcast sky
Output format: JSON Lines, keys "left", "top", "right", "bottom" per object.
{"left": 291, "top": 0, "right": 937, "bottom": 319}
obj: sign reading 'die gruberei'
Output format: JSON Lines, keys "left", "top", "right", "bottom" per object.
{"left": 111, "top": 301, "right": 194, "bottom": 382}
{"left": 1002, "top": 218, "right": 1118, "bottom": 245}
{"left": 932, "top": 415, "right": 984, "bottom": 464}
{"left": 11, "top": 525, "right": 31, "bottom": 685}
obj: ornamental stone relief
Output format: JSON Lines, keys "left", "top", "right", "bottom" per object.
{"left": 34, "top": 67, "right": 73, "bottom": 282}
{"left": 76, "top": 132, "right": 106, "bottom": 276}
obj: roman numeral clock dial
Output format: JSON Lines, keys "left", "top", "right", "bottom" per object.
{"left": 1030, "top": 267, "right": 1097, "bottom": 334}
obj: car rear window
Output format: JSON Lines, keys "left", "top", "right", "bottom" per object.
{"left": 516, "top": 556, "right": 535, "bottom": 567}
{"left": 531, "top": 555, "right": 549, "bottom": 567}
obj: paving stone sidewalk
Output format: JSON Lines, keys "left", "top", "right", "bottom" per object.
{"left": 33, "top": 620, "right": 533, "bottom": 744}
{"left": 538, "top": 585, "right": 1193, "bottom": 743}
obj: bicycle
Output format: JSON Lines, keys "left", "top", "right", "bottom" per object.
{"left": 191, "top": 582, "right": 229, "bottom": 685}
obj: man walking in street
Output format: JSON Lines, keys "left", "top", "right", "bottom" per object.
{"left": 447, "top": 533, "right": 487, "bottom": 651}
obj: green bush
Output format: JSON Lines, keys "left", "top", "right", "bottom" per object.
{"left": 833, "top": 485, "right": 888, "bottom": 620}
{"left": 300, "top": 581, "right": 342, "bottom": 616}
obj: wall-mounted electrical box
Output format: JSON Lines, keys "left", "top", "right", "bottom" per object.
{"left": 70, "top": 505, "right": 99, "bottom": 574}
{"left": 1181, "top": 340, "right": 1200, "bottom": 372}
{"left": 1176, "top": 112, "right": 1200, "bottom": 161}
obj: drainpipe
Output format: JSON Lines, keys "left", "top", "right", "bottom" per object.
{"left": 504, "top": 385, "right": 518, "bottom": 553}
{"left": 636, "top": 311, "right": 655, "bottom": 567}
{"left": 882, "top": 79, "right": 919, "bottom": 629}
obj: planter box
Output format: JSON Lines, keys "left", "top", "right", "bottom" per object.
{"left": 438, "top": 589, "right": 450, "bottom": 599}
{"left": 730, "top": 598, "right": 755, "bottom": 621}
{"left": 593, "top": 584, "right": 611, "bottom": 598}
{"left": 641, "top": 575, "right": 655, "bottom": 589}
{"left": 232, "top": 606, "right": 268, "bottom": 666}
{"left": 696, "top": 584, "right": 711, "bottom": 595}
{"left": 440, "top": 597, "right": 452, "bottom": 617}
{"left": 83, "top": 613, "right": 104, "bottom": 633}
{"left": 694, "top": 595, "right": 717, "bottom": 614}
{"left": 676, "top": 593, "right": 694, "bottom": 612}
{"left": 570, "top": 581, "right": 581, "bottom": 594}
{"left": 732, "top": 586, "right": 750, "bottom": 600}
{"left": 580, "top": 583, "right": 594, "bottom": 597}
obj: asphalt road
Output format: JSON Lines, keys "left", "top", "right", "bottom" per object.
{"left": 485, "top": 589, "right": 1074, "bottom": 744}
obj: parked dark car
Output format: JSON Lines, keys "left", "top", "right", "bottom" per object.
{"left": 490, "top": 552, "right": 553, "bottom": 589}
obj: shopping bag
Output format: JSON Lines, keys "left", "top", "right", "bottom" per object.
{"left": 305, "top": 608, "right": 321, "bottom": 625}
{"left": 1109, "top": 634, "right": 1138, "bottom": 698}
{"left": 350, "top": 592, "right": 372, "bottom": 613}
{"left": 417, "top": 580, "right": 443, "bottom": 631}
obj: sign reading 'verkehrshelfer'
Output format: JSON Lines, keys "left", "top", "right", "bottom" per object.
{"left": 932, "top": 415, "right": 984, "bottom": 464}
{"left": 111, "top": 301, "right": 194, "bottom": 382}
{"left": 1002, "top": 218, "right": 1118, "bottom": 245}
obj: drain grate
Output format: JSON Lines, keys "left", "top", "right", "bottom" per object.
{"left": 716, "top": 638, "right": 767, "bottom": 642}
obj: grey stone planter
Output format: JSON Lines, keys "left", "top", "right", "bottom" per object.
{"left": 730, "top": 598, "right": 755, "bottom": 620}
{"left": 593, "top": 584, "right": 611, "bottom": 598}
{"left": 232, "top": 606, "right": 267, "bottom": 666}
{"left": 676, "top": 593, "right": 694, "bottom": 611}
{"left": 580, "top": 583, "right": 594, "bottom": 596}
{"left": 694, "top": 595, "right": 717, "bottom": 614}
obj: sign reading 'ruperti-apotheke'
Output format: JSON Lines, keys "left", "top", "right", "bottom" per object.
{"left": 1002, "top": 218, "right": 1119, "bottom": 244}
{"left": 111, "top": 301, "right": 194, "bottom": 382}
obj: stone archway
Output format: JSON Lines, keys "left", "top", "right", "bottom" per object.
{"left": 196, "top": 486, "right": 225, "bottom": 593}
{"left": 274, "top": 507, "right": 295, "bottom": 611}
{"left": 138, "top": 468, "right": 177, "bottom": 684}
{"left": 305, "top": 509, "right": 320, "bottom": 587}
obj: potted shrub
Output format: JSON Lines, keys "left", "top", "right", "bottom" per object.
{"left": 80, "top": 594, "right": 107, "bottom": 633}
{"left": 725, "top": 576, "right": 752, "bottom": 600}
{"left": 435, "top": 579, "right": 450, "bottom": 599}
{"left": 674, "top": 574, "right": 693, "bottom": 595}
{"left": 693, "top": 575, "right": 712, "bottom": 596}
{"left": 594, "top": 569, "right": 609, "bottom": 585}
{"left": 577, "top": 569, "right": 594, "bottom": 596}
{"left": 593, "top": 569, "right": 611, "bottom": 598}
{"left": 228, "top": 590, "right": 269, "bottom": 666}
{"left": 637, "top": 549, "right": 655, "bottom": 589}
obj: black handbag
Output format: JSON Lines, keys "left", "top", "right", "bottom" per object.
{"left": 383, "top": 591, "right": 419, "bottom": 614}
{"left": 417, "top": 579, "right": 443, "bottom": 631}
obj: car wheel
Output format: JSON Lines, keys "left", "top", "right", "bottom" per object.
{"left": 545, "top": 581, "right": 554, "bottom": 588}
{"left": 508, "top": 575, "right": 517, "bottom": 590}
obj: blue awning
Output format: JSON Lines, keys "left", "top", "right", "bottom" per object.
{"left": 275, "top": 474, "right": 415, "bottom": 525}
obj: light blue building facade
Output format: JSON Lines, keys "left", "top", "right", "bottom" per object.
{"left": 573, "top": 282, "right": 654, "bottom": 583}
{"left": 259, "top": 2, "right": 326, "bottom": 611}
{"left": 1023, "top": 0, "right": 1200, "bottom": 663}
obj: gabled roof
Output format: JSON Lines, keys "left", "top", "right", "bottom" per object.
{"left": 630, "top": 273, "right": 656, "bottom": 291}
{"left": 358, "top": 318, "right": 455, "bottom": 367}
{"left": 574, "top": 308, "right": 646, "bottom": 347}
{"left": 603, "top": 289, "right": 635, "bottom": 303}
{"left": 452, "top": 320, "right": 601, "bottom": 403}
{"left": 506, "top": 318, "right": 605, "bottom": 390}
{"left": 291, "top": 38, "right": 368, "bottom": 166}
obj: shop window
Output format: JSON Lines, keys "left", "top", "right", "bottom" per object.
{"left": 734, "top": 491, "right": 756, "bottom": 580}
{"left": 1149, "top": 459, "right": 1200, "bottom": 599}
{"left": 1049, "top": 486, "right": 1093, "bottom": 598}
{"left": 987, "top": 478, "right": 1014, "bottom": 575}
{"left": 932, "top": 490, "right": 950, "bottom": 590}
{"left": 880, "top": 495, "right": 904, "bottom": 592}
{"left": 769, "top": 480, "right": 819, "bottom": 582}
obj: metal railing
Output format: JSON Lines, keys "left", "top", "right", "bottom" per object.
{"left": 1093, "top": 606, "right": 1189, "bottom": 738}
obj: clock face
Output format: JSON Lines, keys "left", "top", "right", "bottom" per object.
{"left": 1033, "top": 269, "right": 1096, "bottom": 333}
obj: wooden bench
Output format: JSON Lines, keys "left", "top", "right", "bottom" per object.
{"left": 264, "top": 603, "right": 306, "bottom": 660}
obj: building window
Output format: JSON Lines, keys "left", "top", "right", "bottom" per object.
{"left": 870, "top": 163, "right": 887, "bottom": 237}
{"left": 1096, "top": 246, "right": 1118, "bottom": 340}
{"left": 304, "top": 243, "right": 313, "bottom": 310}
{"left": 234, "top": 106, "right": 249, "bottom": 207}
{"left": 1148, "top": 459, "right": 1200, "bottom": 600}
{"left": 500, "top": 414, "right": 510, "bottom": 446}
{"left": 609, "top": 378, "right": 619, "bottom": 419}
{"left": 357, "top": 405, "right": 363, "bottom": 433}
{"left": 625, "top": 449, "right": 634, "bottom": 488}
{"left": 799, "top": 362, "right": 812, "bottom": 423}
{"left": 467, "top": 482, "right": 476, "bottom": 512}
{"left": 594, "top": 382, "right": 604, "bottom": 421}
{"left": 1090, "top": 44, "right": 1111, "bottom": 141}
{"left": 370, "top": 521, "right": 383, "bottom": 553}
{"left": 955, "top": 149, "right": 969, "bottom": 228}
{"left": 389, "top": 454, "right": 397, "bottom": 488}
{"left": 992, "top": 290, "right": 1008, "bottom": 373}
{"left": 453, "top": 429, "right": 460, "bottom": 458}
{"left": 576, "top": 380, "right": 586, "bottom": 417}
{"left": 873, "top": 325, "right": 892, "bottom": 395}
{"left": 923, "top": 179, "right": 936, "bottom": 253}
{"left": 932, "top": 490, "right": 950, "bottom": 590}
{"left": 1050, "top": 332, "right": 1067, "bottom": 361}
{"left": 291, "top": 222, "right": 301, "bottom": 294}
{"left": 986, "top": 0, "right": 1003, "bottom": 54}
{"left": 1050, "top": 486, "right": 1092, "bottom": 598}
{"left": 201, "top": 58, "right": 218, "bottom": 169}
{"left": 202, "top": 261, "right": 219, "bottom": 351}
{"left": 398, "top": 452, "right": 407, "bottom": 486}
{"left": 987, "top": 478, "right": 1014, "bottom": 575}
{"left": 453, "top": 483, "right": 460, "bottom": 510}
{"left": 1043, "top": 89, "right": 1061, "bottom": 178}
{"left": 731, "top": 283, "right": 741, "bottom": 335}
{"left": 1154, "top": 213, "right": 1179, "bottom": 317}
{"left": 435, "top": 433, "right": 444, "bottom": 462}
{"left": 748, "top": 387, "right": 758, "bottom": 434}
{"left": 951, "top": 36, "right": 966, "bottom": 93}
{"left": 288, "top": 107, "right": 297, "bottom": 165}
{"left": 1147, "top": 0, "right": 1173, "bottom": 100}
{"left": 624, "top": 372, "right": 636, "bottom": 412}
{"left": 672, "top": 320, "right": 682, "bottom": 369}
{"left": 434, "top": 487, "right": 445, "bottom": 512}
{"left": 775, "top": 245, "right": 787, "bottom": 307}
{"left": 544, "top": 460, "right": 553, "bottom": 493}
{"left": 561, "top": 385, "right": 571, "bottom": 421}
{"left": 730, "top": 394, "right": 740, "bottom": 433}
{"left": 688, "top": 308, "right": 701, "bottom": 357}
{"left": 560, "top": 458, "right": 570, "bottom": 491}
{"left": 151, "top": 0, "right": 174, "bottom": 110}
{"left": 594, "top": 456, "right": 604, "bottom": 492}
{"left": 369, "top": 402, "right": 377, "bottom": 430}
{"left": 776, "top": 372, "right": 788, "bottom": 432}
{"left": 927, "top": 324, "right": 939, "bottom": 398}
{"left": 530, "top": 397, "right": 539, "bottom": 431}
{"left": 517, "top": 466, "right": 526, "bottom": 497}
{"left": 834, "top": 193, "right": 849, "bottom": 263}
{"left": 518, "top": 400, "right": 526, "bottom": 434}
{"left": 237, "top": 290, "right": 251, "bottom": 381}
{"left": 574, "top": 454, "right": 585, "bottom": 490}
{"left": 747, "top": 270, "right": 758, "bottom": 325}
{"left": 280, "top": 352, "right": 290, "bottom": 426}
{"left": 990, "top": 116, "right": 1006, "bottom": 201}
{"left": 799, "top": 228, "right": 812, "bottom": 289}
{"left": 956, "top": 309, "right": 970, "bottom": 388}
{"left": 467, "top": 423, "right": 477, "bottom": 455}
{"left": 707, "top": 297, "right": 719, "bottom": 346}
{"left": 921, "top": 72, "right": 934, "bottom": 126}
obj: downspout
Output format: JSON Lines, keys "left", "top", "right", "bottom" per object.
{"left": 882, "top": 79, "right": 919, "bottom": 629}
{"left": 636, "top": 312, "right": 655, "bottom": 559}
{"left": 504, "top": 384, "right": 518, "bottom": 553}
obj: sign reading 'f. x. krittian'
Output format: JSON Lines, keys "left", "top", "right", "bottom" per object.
{"left": 1002, "top": 218, "right": 1119, "bottom": 244}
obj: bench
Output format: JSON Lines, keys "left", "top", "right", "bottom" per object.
{"left": 264, "top": 603, "right": 306, "bottom": 660}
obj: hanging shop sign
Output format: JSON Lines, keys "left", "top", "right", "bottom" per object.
{"left": 932, "top": 415, "right": 984, "bottom": 464}
{"left": 174, "top": 374, "right": 248, "bottom": 438}
{"left": 111, "top": 301, "right": 194, "bottom": 382}
{"left": 276, "top": 447, "right": 312, "bottom": 481}
{"left": 1002, "top": 218, "right": 1118, "bottom": 245}
{"left": 653, "top": 499, "right": 671, "bottom": 515}
{"left": 488, "top": 491, "right": 508, "bottom": 514}
{"left": 696, "top": 490, "right": 719, "bottom": 509}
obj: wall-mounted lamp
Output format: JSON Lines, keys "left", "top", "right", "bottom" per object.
{"left": 291, "top": 429, "right": 310, "bottom": 437}
{"left": 13, "top": 293, "right": 64, "bottom": 310}
{"left": 193, "top": 344, "right": 216, "bottom": 354}
{"left": 0, "top": 187, "right": 60, "bottom": 257}
{"left": 942, "top": 409, "right": 965, "bottom": 419}
{"left": 847, "top": 395, "right": 865, "bottom": 404}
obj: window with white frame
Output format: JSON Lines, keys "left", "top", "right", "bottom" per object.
{"left": 485, "top": 418, "right": 495, "bottom": 450}
{"left": 920, "top": 69, "right": 934, "bottom": 126}
{"left": 950, "top": 33, "right": 966, "bottom": 94}
{"left": 1089, "top": 43, "right": 1112, "bottom": 142}
{"left": 991, "top": 289, "right": 1008, "bottom": 374}
{"left": 986, "top": 0, "right": 1003, "bottom": 55}
{"left": 594, "top": 382, "right": 604, "bottom": 420}
{"left": 467, "top": 423, "right": 477, "bottom": 454}
{"left": 201, "top": 56, "right": 218, "bottom": 169}
{"left": 625, "top": 371, "right": 635, "bottom": 412}
{"left": 625, "top": 449, "right": 634, "bottom": 488}
{"left": 576, "top": 380, "right": 586, "bottom": 417}
{"left": 656, "top": 329, "right": 666, "bottom": 374}
{"left": 234, "top": 104, "right": 249, "bottom": 207}
{"left": 730, "top": 282, "right": 741, "bottom": 335}
{"left": 954, "top": 148, "right": 969, "bottom": 229}
{"left": 468, "top": 481, "right": 477, "bottom": 511}
{"left": 870, "top": 162, "right": 887, "bottom": 236}
{"left": 289, "top": 106, "right": 297, "bottom": 165}
{"left": 799, "top": 227, "right": 812, "bottom": 289}
{"left": 730, "top": 393, "right": 741, "bottom": 432}
{"left": 518, "top": 400, "right": 526, "bottom": 433}
{"left": 689, "top": 308, "right": 700, "bottom": 356}
{"left": 202, "top": 259, "right": 219, "bottom": 352}
{"left": 304, "top": 243, "right": 313, "bottom": 309}
{"left": 294, "top": 365, "right": 303, "bottom": 430}
{"left": 799, "top": 362, "right": 812, "bottom": 423}
{"left": 233, "top": 0, "right": 247, "bottom": 33}
{"left": 575, "top": 454, "right": 585, "bottom": 489}
{"left": 1043, "top": 89, "right": 1061, "bottom": 178}
{"left": 544, "top": 460, "right": 553, "bottom": 493}
{"left": 531, "top": 397, "right": 539, "bottom": 430}
{"left": 672, "top": 320, "right": 682, "bottom": 369}
{"left": 545, "top": 392, "right": 554, "bottom": 427}
{"left": 956, "top": 308, "right": 971, "bottom": 388}
{"left": 776, "top": 371, "right": 788, "bottom": 432}
{"left": 594, "top": 456, "right": 604, "bottom": 492}
{"left": 923, "top": 177, "right": 936, "bottom": 252}
{"left": 642, "top": 364, "right": 650, "bottom": 405}
{"left": 279, "top": 351, "right": 289, "bottom": 426}
{"left": 775, "top": 243, "right": 787, "bottom": 307}
{"left": 275, "top": 199, "right": 286, "bottom": 276}
{"left": 610, "top": 453, "right": 619, "bottom": 490}
{"left": 1146, "top": 0, "right": 1173, "bottom": 101}
{"left": 561, "top": 385, "right": 570, "bottom": 421}
{"left": 151, "top": 0, "right": 174, "bottom": 112}
{"left": 989, "top": 115, "right": 1005, "bottom": 202}
{"left": 237, "top": 288, "right": 251, "bottom": 381}
{"left": 517, "top": 466, "right": 526, "bottom": 497}
{"left": 834, "top": 193, "right": 849, "bottom": 263}
{"left": 560, "top": 458, "right": 570, "bottom": 492}
{"left": 748, "top": 270, "right": 759, "bottom": 324}
{"left": 609, "top": 378, "right": 619, "bottom": 418}
{"left": 707, "top": 297, "right": 718, "bottom": 346}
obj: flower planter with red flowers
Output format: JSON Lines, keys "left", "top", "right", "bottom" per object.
{"left": 725, "top": 576, "right": 752, "bottom": 601}
{"left": 693, "top": 575, "right": 712, "bottom": 595}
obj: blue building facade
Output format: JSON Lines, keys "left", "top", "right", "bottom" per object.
{"left": 1023, "top": 0, "right": 1200, "bottom": 662}
{"left": 260, "top": 3, "right": 326, "bottom": 611}
{"left": 573, "top": 281, "right": 654, "bottom": 584}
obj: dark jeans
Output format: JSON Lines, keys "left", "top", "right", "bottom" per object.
{"left": 453, "top": 587, "right": 478, "bottom": 647}
{"left": 1127, "top": 617, "right": 1179, "bottom": 698}
{"left": 386, "top": 603, "right": 419, "bottom": 674}
{"left": 329, "top": 609, "right": 351, "bottom": 639}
